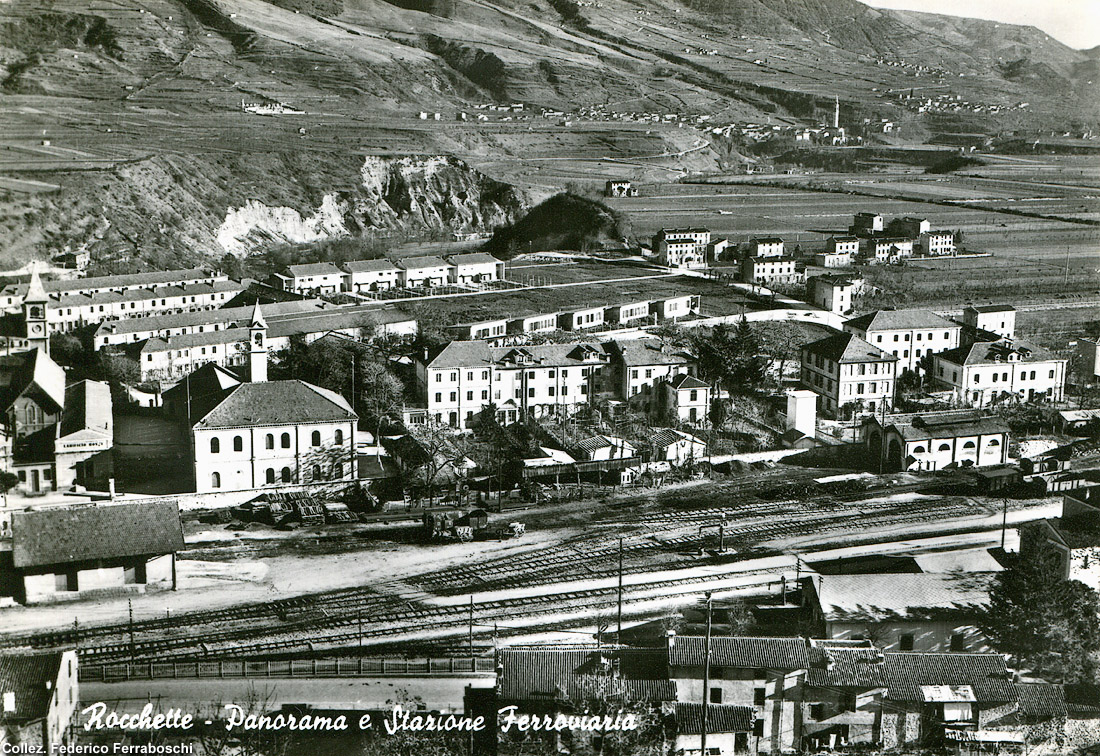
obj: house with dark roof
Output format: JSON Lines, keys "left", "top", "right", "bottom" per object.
{"left": 806, "top": 275, "right": 854, "bottom": 315}
{"left": 0, "top": 650, "right": 78, "bottom": 749}
{"left": 658, "top": 373, "right": 710, "bottom": 424}
{"left": 932, "top": 338, "right": 1067, "bottom": 407}
{"left": 800, "top": 332, "right": 897, "bottom": 418}
{"left": 844, "top": 309, "right": 961, "bottom": 374}
{"left": 5, "top": 501, "right": 183, "bottom": 603}
{"left": 672, "top": 703, "right": 756, "bottom": 755}
{"left": 863, "top": 410, "right": 1009, "bottom": 472}
{"left": 668, "top": 635, "right": 812, "bottom": 752}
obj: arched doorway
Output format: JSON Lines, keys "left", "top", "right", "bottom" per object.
{"left": 887, "top": 439, "right": 903, "bottom": 471}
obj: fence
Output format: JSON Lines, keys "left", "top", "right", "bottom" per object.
{"left": 81, "top": 656, "right": 496, "bottom": 683}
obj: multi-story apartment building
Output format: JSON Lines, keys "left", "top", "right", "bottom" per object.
{"left": 750, "top": 237, "right": 785, "bottom": 258}
{"left": 741, "top": 256, "right": 800, "bottom": 285}
{"left": 801, "top": 332, "right": 897, "bottom": 417}
{"left": 895, "top": 217, "right": 930, "bottom": 237}
{"left": 417, "top": 341, "right": 616, "bottom": 429}
{"left": 612, "top": 338, "right": 695, "bottom": 407}
{"left": 660, "top": 373, "right": 710, "bottom": 423}
{"left": 806, "top": 275, "right": 854, "bottom": 315}
{"left": 867, "top": 238, "right": 914, "bottom": 263}
{"left": 851, "top": 212, "right": 883, "bottom": 236}
{"left": 961, "top": 304, "right": 1015, "bottom": 339}
{"left": 843, "top": 309, "right": 961, "bottom": 374}
{"left": 827, "top": 236, "right": 860, "bottom": 258}
{"left": 654, "top": 228, "right": 711, "bottom": 269}
{"left": 920, "top": 231, "right": 956, "bottom": 256}
{"left": 932, "top": 338, "right": 1067, "bottom": 406}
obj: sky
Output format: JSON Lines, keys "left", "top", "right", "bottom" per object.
{"left": 861, "top": 0, "right": 1100, "bottom": 50}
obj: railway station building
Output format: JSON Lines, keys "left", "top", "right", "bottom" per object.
{"left": 931, "top": 338, "right": 1067, "bottom": 407}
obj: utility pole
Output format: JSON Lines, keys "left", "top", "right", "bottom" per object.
{"left": 358, "top": 608, "right": 363, "bottom": 651}
{"left": 701, "top": 592, "right": 713, "bottom": 756}
{"left": 617, "top": 538, "right": 624, "bottom": 640}
{"left": 469, "top": 594, "right": 475, "bottom": 666}
{"left": 128, "top": 599, "right": 135, "bottom": 662}
{"left": 1001, "top": 498, "right": 1008, "bottom": 550}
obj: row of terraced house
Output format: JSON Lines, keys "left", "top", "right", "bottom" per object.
{"left": 273, "top": 253, "right": 505, "bottom": 295}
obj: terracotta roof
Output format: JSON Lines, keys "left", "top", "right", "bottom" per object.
{"left": 12, "top": 501, "right": 184, "bottom": 568}
{"left": 1015, "top": 683, "right": 1066, "bottom": 721}
{"left": 803, "top": 332, "right": 895, "bottom": 364}
{"left": 194, "top": 380, "right": 356, "bottom": 429}
{"left": 882, "top": 411, "right": 1010, "bottom": 441}
{"left": 2, "top": 268, "right": 216, "bottom": 297}
{"left": 808, "top": 275, "right": 854, "bottom": 288}
{"left": 883, "top": 653, "right": 1015, "bottom": 704}
{"left": 669, "top": 636, "right": 810, "bottom": 670}
{"left": 94, "top": 299, "right": 323, "bottom": 338}
{"left": 0, "top": 652, "right": 64, "bottom": 724}
{"left": 806, "top": 647, "right": 887, "bottom": 688}
{"left": 614, "top": 339, "right": 692, "bottom": 366}
{"left": 845, "top": 310, "right": 958, "bottom": 332}
{"left": 675, "top": 704, "right": 754, "bottom": 735}
{"left": 497, "top": 647, "right": 675, "bottom": 703}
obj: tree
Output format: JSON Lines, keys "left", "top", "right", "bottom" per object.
{"left": 693, "top": 318, "right": 767, "bottom": 397}
{"left": 358, "top": 361, "right": 405, "bottom": 460}
{"left": 977, "top": 539, "right": 1100, "bottom": 684}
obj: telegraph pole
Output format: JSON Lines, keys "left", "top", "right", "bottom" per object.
{"left": 1001, "top": 498, "right": 1009, "bottom": 550}
{"left": 469, "top": 594, "right": 475, "bottom": 666}
{"left": 701, "top": 592, "right": 713, "bottom": 756}
{"left": 617, "top": 538, "right": 624, "bottom": 640}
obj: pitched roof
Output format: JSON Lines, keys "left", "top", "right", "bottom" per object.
{"left": 1, "top": 268, "right": 217, "bottom": 297}
{"left": 286, "top": 262, "right": 343, "bottom": 277}
{"left": 396, "top": 256, "right": 448, "bottom": 270}
{"left": 24, "top": 270, "right": 48, "bottom": 303}
{"left": 881, "top": 411, "right": 1011, "bottom": 441}
{"left": 806, "top": 647, "right": 887, "bottom": 688}
{"left": 669, "top": 636, "right": 810, "bottom": 670}
{"left": 675, "top": 704, "right": 754, "bottom": 735}
{"left": 94, "top": 299, "right": 324, "bottom": 338}
{"left": 1015, "top": 683, "right": 1066, "bottom": 721}
{"left": 649, "top": 428, "right": 704, "bottom": 449}
{"left": 0, "top": 652, "right": 64, "bottom": 724}
{"left": 815, "top": 573, "right": 993, "bottom": 623}
{"left": 845, "top": 309, "right": 958, "bottom": 332}
{"left": 667, "top": 373, "right": 708, "bottom": 390}
{"left": 965, "top": 305, "right": 1015, "bottom": 314}
{"left": 162, "top": 362, "right": 242, "bottom": 418}
{"left": 803, "top": 332, "right": 895, "bottom": 363}
{"left": 808, "top": 275, "right": 854, "bottom": 289}
{"left": 12, "top": 501, "right": 184, "bottom": 568}
{"left": 342, "top": 259, "right": 399, "bottom": 273}
{"left": 883, "top": 653, "right": 1015, "bottom": 703}
{"left": 0, "top": 348, "right": 66, "bottom": 415}
{"left": 59, "top": 380, "right": 112, "bottom": 440}
{"left": 614, "top": 339, "right": 692, "bottom": 366}
{"left": 577, "top": 434, "right": 635, "bottom": 453}
{"left": 447, "top": 253, "right": 500, "bottom": 266}
{"left": 936, "top": 339, "right": 1058, "bottom": 367}
{"left": 497, "top": 647, "right": 675, "bottom": 703}
{"left": 425, "top": 340, "right": 495, "bottom": 369}
{"left": 194, "top": 380, "right": 356, "bottom": 429}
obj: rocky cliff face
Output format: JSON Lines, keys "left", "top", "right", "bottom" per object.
{"left": 1, "top": 153, "right": 527, "bottom": 268}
